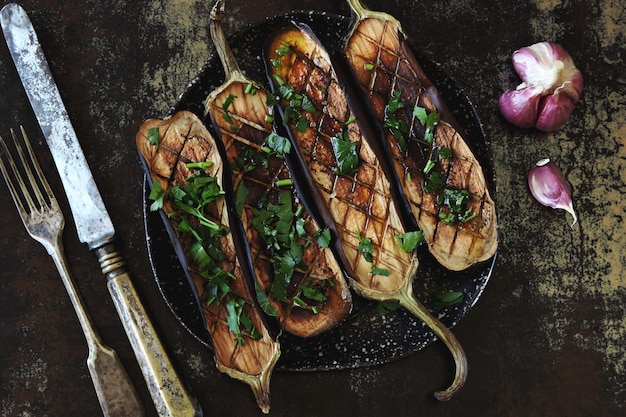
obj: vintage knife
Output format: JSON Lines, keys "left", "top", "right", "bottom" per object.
{"left": 0, "top": 4, "right": 202, "bottom": 417}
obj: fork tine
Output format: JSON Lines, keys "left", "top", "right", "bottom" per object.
{"left": 12, "top": 126, "right": 55, "bottom": 211}
{"left": 0, "top": 131, "right": 30, "bottom": 218}
{"left": 0, "top": 126, "right": 55, "bottom": 220}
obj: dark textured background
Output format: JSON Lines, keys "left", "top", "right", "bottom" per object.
{"left": 0, "top": 0, "right": 624, "bottom": 416}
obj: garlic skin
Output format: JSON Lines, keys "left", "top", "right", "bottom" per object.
{"left": 528, "top": 158, "right": 577, "bottom": 227}
{"left": 499, "top": 42, "right": 583, "bottom": 131}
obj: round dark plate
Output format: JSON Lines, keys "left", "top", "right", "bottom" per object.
{"left": 143, "top": 10, "right": 497, "bottom": 371}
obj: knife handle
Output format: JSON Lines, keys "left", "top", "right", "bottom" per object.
{"left": 94, "top": 243, "right": 202, "bottom": 417}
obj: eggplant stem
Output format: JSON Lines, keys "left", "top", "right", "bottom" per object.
{"left": 347, "top": 0, "right": 403, "bottom": 28}
{"left": 210, "top": 0, "right": 244, "bottom": 81}
{"left": 349, "top": 257, "right": 467, "bottom": 400}
{"left": 396, "top": 287, "right": 467, "bottom": 401}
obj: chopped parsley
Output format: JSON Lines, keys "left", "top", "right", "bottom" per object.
{"left": 251, "top": 190, "right": 328, "bottom": 314}
{"left": 168, "top": 170, "right": 225, "bottom": 231}
{"left": 148, "top": 180, "right": 165, "bottom": 212}
{"left": 413, "top": 106, "right": 440, "bottom": 145}
{"left": 356, "top": 232, "right": 374, "bottom": 262}
{"left": 148, "top": 126, "right": 160, "bottom": 147}
{"left": 234, "top": 180, "right": 249, "bottom": 218}
{"left": 185, "top": 161, "right": 213, "bottom": 170}
{"left": 431, "top": 291, "right": 464, "bottom": 310}
{"left": 331, "top": 130, "right": 359, "bottom": 176}
{"left": 437, "top": 188, "right": 477, "bottom": 224}
{"left": 221, "top": 93, "right": 239, "bottom": 131}
{"left": 372, "top": 300, "right": 402, "bottom": 315}
{"left": 314, "top": 227, "right": 331, "bottom": 248}
{"left": 424, "top": 171, "right": 445, "bottom": 193}
{"left": 148, "top": 166, "right": 261, "bottom": 346}
{"left": 244, "top": 83, "right": 257, "bottom": 95}
{"left": 396, "top": 230, "right": 425, "bottom": 253}
{"left": 265, "top": 132, "right": 291, "bottom": 155}
{"left": 384, "top": 90, "right": 409, "bottom": 150}
{"left": 423, "top": 159, "right": 436, "bottom": 175}
{"left": 438, "top": 147, "right": 453, "bottom": 160}
{"left": 232, "top": 144, "right": 269, "bottom": 173}
{"left": 371, "top": 266, "right": 390, "bottom": 276}
{"left": 275, "top": 41, "right": 291, "bottom": 57}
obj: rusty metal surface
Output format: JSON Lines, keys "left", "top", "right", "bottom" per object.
{"left": 0, "top": 0, "right": 624, "bottom": 416}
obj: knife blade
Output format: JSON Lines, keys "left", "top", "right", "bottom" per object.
{"left": 0, "top": 4, "right": 202, "bottom": 417}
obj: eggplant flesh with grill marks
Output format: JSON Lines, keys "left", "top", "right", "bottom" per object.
{"left": 136, "top": 111, "right": 279, "bottom": 414}
{"left": 344, "top": 0, "right": 498, "bottom": 272}
{"left": 266, "top": 22, "right": 417, "bottom": 297}
{"left": 265, "top": 21, "right": 467, "bottom": 401}
{"left": 204, "top": 0, "right": 351, "bottom": 339}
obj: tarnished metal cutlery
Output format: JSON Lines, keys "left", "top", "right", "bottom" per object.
{"left": 0, "top": 3, "right": 202, "bottom": 416}
{"left": 0, "top": 126, "right": 144, "bottom": 417}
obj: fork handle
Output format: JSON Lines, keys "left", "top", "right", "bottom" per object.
{"left": 49, "top": 245, "right": 145, "bottom": 417}
{"left": 94, "top": 243, "right": 202, "bottom": 417}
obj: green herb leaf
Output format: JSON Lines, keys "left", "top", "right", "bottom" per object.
{"left": 384, "top": 90, "right": 408, "bottom": 151}
{"left": 396, "top": 230, "right": 425, "bottom": 253}
{"left": 265, "top": 132, "right": 291, "bottom": 155}
{"left": 372, "top": 300, "right": 402, "bottom": 315}
{"left": 431, "top": 291, "right": 464, "bottom": 310}
{"left": 423, "top": 159, "right": 435, "bottom": 175}
{"left": 147, "top": 127, "right": 160, "bottom": 147}
{"left": 331, "top": 130, "right": 359, "bottom": 176}
{"left": 255, "top": 280, "right": 279, "bottom": 317}
{"left": 424, "top": 171, "right": 445, "bottom": 193}
{"left": 437, "top": 188, "right": 477, "bottom": 224}
{"left": 276, "top": 42, "right": 291, "bottom": 56}
{"left": 186, "top": 161, "right": 213, "bottom": 170}
{"left": 315, "top": 227, "right": 331, "bottom": 248}
{"left": 438, "top": 147, "right": 453, "bottom": 159}
{"left": 301, "top": 95, "right": 316, "bottom": 113}
{"left": 222, "top": 93, "right": 237, "bottom": 125}
{"left": 413, "top": 106, "right": 440, "bottom": 145}
{"left": 275, "top": 178, "right": 293, "bottom": 187}
{"left": 148, "top": 180, "right": 165, "bottom": 211}
{"left": 295, "top": 115, "right": 309, "bottom": 132}
{"left": 232, "top": 144, "right": 268, "bottom": 173}
{"left": 413, "top": 106, "right": 428, "bottom": 125}
{"left": 357, "top": 232, "right": 374, "bottom": 263}
{"left": 234, "top": 181, "right": 249, "bottom": 218}
{"left": 371, "top": 266, "right": 390, "bottom": 276}
{"left": 244, "top": 83, "right": 257, "bottom": 95}
{"left": 225, "top": 297, "right": 246, "bottom": 345}
{"left": 295, "top": 217, "right": 307, "bottom": 237}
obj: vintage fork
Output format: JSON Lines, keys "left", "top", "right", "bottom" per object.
{"left": 0, "top": 126, "right": 145, "bottom": 417}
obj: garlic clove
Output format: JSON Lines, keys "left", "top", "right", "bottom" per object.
{"left": 528, "top": 158, "right": 577, "bottom": 227}
{"left": 535, "top": 92, "right": 575, "bottom": 132}
{"left": 498, "top": 85, "right": 543, "bottom": 128}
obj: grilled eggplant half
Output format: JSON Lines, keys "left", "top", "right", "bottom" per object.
{"left": 265, "top": 21, "right": 467, "bottom": 401}
{"left": 204, "top": 0, "right": 351, "bottom": 338}
{"left": 136, "top": 111, "right": 280, "bottom": 413}
{"left": 343, "top": 0, "right": 498, "bottom": 272}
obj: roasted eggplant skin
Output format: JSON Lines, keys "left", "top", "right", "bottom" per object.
{"left": 343, "top": 0, "right": 498, "bottom": 271}
{"left": 205, "top": 0, "right": 352, "bottom": 338}
{"left": 136, "top": 110, "right": 279, "bottom": 414}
